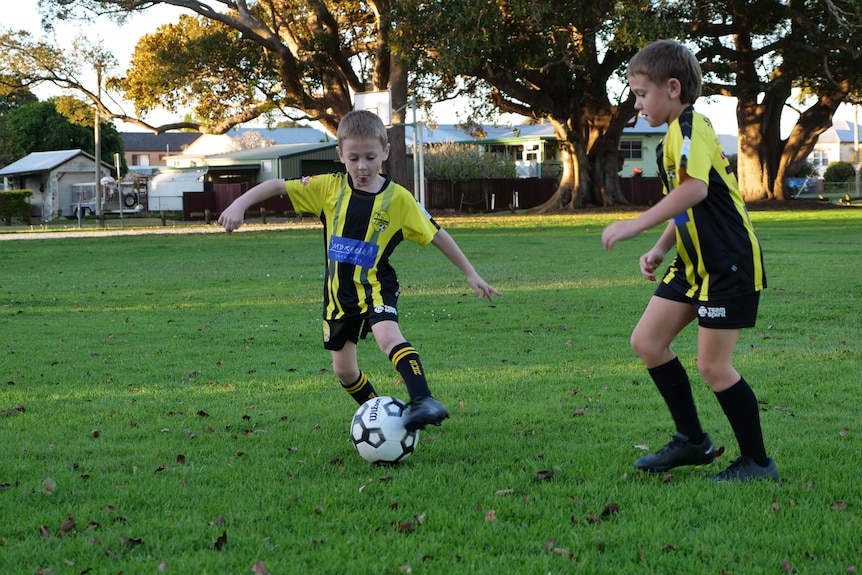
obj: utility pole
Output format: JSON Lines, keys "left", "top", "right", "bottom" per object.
{"left": 854, "top": 102, "right": 860, "bottom": 198}
{"left": 94, "top": 62, "right": 103, "bottom": 224}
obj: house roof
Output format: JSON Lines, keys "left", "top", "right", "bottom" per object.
{"left": 404, "top": 117, "right": 668, "bottom": 145}
{"left": 817, "top": 120, "right": 861, "bottom": 144}
{"left": 120, "top": 132, "right": 202, "bottom": 152}
{"left": 0, "top": 149, "right": 103, "bottom": 177}
{"left": 205, "top": 142, "right": 337, "bottom": 163}
{"left": 149, "top": 169, "right": 208, "bottom": 185}
{"left": 229, "top": 126, "right": 330, "bottom": 145}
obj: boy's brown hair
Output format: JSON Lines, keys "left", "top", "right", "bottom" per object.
{"left": 337, "top": 110, "right": 389, "bottom": 148}
{"left": 627, "top": 39, "right": 702, "bottom": 105}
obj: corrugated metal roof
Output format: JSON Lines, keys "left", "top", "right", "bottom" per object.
{"left": 0, "top": 149, "right": 90, "bottom": 176}
{"left": 121, "top": 132, "right": 202, "bottom": 152}
{"left": 205, "top": 142, "right": 337, "bottom": 162}
{"left": 404, "top": 117, "right": 666, "bottom": 144}
{"left": 149, "top": 169, "right": 208, "bottom": 184}
{"left": 229, "top": 126, "right": 329, "bottom": 145}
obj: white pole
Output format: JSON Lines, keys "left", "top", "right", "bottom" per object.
{"left": 854, "top": 103, "right": 860, "bottom": 198}
{"left": 94, "top": 65, "right": 102, "bottom": 222}
{"left": 418, "top": 121, "right": 426, "bottom": 207}
{"left": 412, "top": 98, "right": 420, "bottom": 202}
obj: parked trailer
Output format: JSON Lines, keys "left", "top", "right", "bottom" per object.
{"left": 68, "top": 177, "right": 148, "bottom": 217}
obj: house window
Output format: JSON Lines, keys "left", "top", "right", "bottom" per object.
{"left": 132, "top": 154, "right": 150, "bottom": 166}
{"left": 811, "top": 150, "right": 829, "bottom": 168}
{"left": 260, "top": 160, "right": 272, "bottom": 174}
{"left": 620, "top": 140, "right": 643, "bottom": 160}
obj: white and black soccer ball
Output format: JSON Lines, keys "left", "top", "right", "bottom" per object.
{"left": 350, "top": 396, "right": 419, "bottom": 464}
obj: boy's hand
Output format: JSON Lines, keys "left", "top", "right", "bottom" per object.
{"left": 639, "top": 248, "right": 665, "bottom": 281}
{"left": 218, "top": 204, "right": 245, "bottom": 233}
{"left": 468, "top": 273, "right": 502, "bottom": 302}
{"left": 601, "top": 220, "right": 640, "bottom": 250}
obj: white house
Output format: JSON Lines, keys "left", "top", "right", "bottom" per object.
{"left": 809, "top": 119, "right": 861, "bottom": 176}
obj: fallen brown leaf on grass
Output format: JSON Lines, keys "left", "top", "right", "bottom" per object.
{"left": 59, "top": 515, "right": 76, "bottom": 537}
{"left": 396, "top": 521, "right": 415, "bottom": 533}
{"left": 251, "top": 560, "right": 271, "bottom": 575}
{"left": 211, "top": 529, "right": 228, "bottom": 550}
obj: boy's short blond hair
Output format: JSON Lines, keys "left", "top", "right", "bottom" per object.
{"left": 627, "top": 39, "right": 702, "bottom": 105}
{"left": 337, "top": 110, "right": 389, "bottom": 148}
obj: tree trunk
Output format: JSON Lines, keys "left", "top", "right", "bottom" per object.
{"left": 736, "top": 80, "right": 849, "bottom": 201}
{"left": 386, "top": 53, "right": 409, "bottom": 186}
{"left": 531, "top": 110, "right": 631, "bottom": 212}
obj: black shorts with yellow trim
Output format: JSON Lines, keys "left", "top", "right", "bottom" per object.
{"left": 654, "top": 282, "right": 761, "bottom": 329}
{"left": 322, "top": 306, "right": 400, "bottom": 351}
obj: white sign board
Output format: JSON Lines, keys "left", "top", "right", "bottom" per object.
{"left": 354, "top": 90, "right": 392, "bottom": 126}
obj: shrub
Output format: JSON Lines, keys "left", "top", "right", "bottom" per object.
{"left": 822, "top": 161, "right": 855, "bottom": 182}
{"left": 423, "top": 142, "right": 517, "bottom": 181}
{"left": 0, "top": 189, "right": 33, "bottom": 223}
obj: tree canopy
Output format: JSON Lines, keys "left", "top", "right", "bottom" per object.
{"left": 392, "top": 0, "right": 683, "bottom": 209}
{"left": 679, "top": 0, "right": 862, "bottom": 200}
{"left": 2, "top": 98, "right": 124, "bottom": 165}
{"left": 6, "top": 0, "right": 862, "bottom": 205}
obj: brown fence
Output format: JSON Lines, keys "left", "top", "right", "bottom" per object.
{"left": 181, "top": 177, "right": 663, "bottom": 220}
{"left": 422, "top": 178, "right": 557, "bottom": 212}
{"left": 618, "top": 176, "right": 664, "bottom": 206}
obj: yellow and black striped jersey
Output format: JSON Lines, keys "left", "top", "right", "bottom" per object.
{"left": 657, "top": 107, "right": 766, "bottom": 300}
{"left": 284, "top": 173, "right": 440, "bottom": 320}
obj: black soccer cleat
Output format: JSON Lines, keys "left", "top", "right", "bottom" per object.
{"left": 635, "top": 432, "right": 715, "bottom": 472}
{"left": 713, "top": 456, "right": 779, "bottom": 483}
{"left": 403, "top": 396, "right": 449, "bottom": 431}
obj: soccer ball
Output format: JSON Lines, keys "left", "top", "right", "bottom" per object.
{"left": 350, "top": 396, "right": 419, "bottom": 464}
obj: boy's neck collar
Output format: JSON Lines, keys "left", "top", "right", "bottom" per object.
{"left": 348, "top": 173, "right": 390, "bottom": 194}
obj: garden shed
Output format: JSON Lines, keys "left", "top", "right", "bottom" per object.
{"left": 0, "top": 149, "right": 113, "bottom": 221}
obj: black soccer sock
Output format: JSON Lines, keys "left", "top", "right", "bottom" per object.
{"left": 648, "top": 357, "right": 705, "bottom": 443}
{"left": 714, "top": 377, "right": 769, "bottom": 466}
{"left": 389, "top": 342, "right": 431, "bottom": 400}
{"left": 341, "top": 372, "right": 377, "bottom": 405}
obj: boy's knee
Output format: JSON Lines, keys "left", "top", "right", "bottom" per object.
{"left": 696, "top": 361, "right": 732, "bottom": 388}
{"left": 630, "top": 331, "right": 651, "bottom": 358}
{"left": 331, "top": 359, "right": 359, "bottom": 384}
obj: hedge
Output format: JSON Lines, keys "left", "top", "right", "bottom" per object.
{"left": 0, "top": 190, "right": 34, "bottom": 223}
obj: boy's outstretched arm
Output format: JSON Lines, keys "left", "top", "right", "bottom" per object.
{"left": 431, "top": 229, "right": 502, "bottom": 302}
{"left": 602, "top": 173, "right": 707, "bottom": 251}
{"left": 218, "top": 179, "right": 286, "bottom": 233}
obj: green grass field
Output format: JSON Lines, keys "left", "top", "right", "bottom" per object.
{"left": 1, "top": 209, "right": 859, "bottom": 574}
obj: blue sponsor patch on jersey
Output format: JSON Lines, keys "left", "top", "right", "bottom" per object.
{"left": 673, "top": 211, "right": 690, "bottom": 227}
{"left": 328, "top": 235, "right": 379, "bottom": 268}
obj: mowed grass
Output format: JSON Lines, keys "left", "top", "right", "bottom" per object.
{"left": 1, "top": 209, "right": 859, "bottom": 575}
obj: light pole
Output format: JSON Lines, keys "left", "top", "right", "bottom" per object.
{"left": 94, "top": 62, "right": 103, "bottom": 224}
{"left": 854, "top": 102, "right": 860, "bottom": 198}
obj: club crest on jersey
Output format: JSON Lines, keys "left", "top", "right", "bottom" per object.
{"left": 372, "top": 210, "right": 390, "bottom": 232}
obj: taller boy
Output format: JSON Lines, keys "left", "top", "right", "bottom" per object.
{"left": 602, "top": 40, "right": 778, "bottom": 482}
{"left": 219, "top": 110, "right": 500, "bottom": 431}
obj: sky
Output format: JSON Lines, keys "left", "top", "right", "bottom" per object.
{"left": 11, "top": 3, "right": 858, "bottom": 138}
